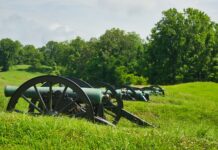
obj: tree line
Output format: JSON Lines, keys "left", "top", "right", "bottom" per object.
{"left": 0, "top": 8, "right": 217, "bottom": 85}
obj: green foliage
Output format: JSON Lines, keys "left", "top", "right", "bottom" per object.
{"left": 0, "top": 8, "right": 217, "bottom": 85}
{"left": 85, "top": 28, "right": 145, "bottom": 84}
{"left": 147, "top": 8, "right": 217, "bottom": 84}
{"left": 0, "top": 39, "right": 21, "bottom": 71}
{"left": 49, "top": 63, "right": 62, "bottom": 75}
{"left": 19, "top": 45, "right": 42, "bottom": 65}
{"left": 115, "top": 66, "right": 147, "bottom": 85}
{"left": 63, "top": 37, "right": 91, "bottom": 78}
{"left": 0, "top": 65, "right": 47, "bottom": 112}
{"left": 209, "top": 24, "right": 218, "bottom": 82}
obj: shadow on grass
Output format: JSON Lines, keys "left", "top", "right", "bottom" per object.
{"left": 16, "top": 66, "right": 53, "bottom": 74}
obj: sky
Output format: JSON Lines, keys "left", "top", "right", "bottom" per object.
{"left": 0, "top": 0, "right": 218, "bottom": 47}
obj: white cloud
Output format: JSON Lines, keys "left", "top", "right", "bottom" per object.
{"left": 0, "top": 0, "right": 217, "bottom": 47}
{"left": 97, "top": 0, "right": 156, "bottom": 13}
{"left": 0, "top": 15, "right": 75, "bottom": 46}
{"left": 49, "top": 23, "right": 73, "bottom": 32}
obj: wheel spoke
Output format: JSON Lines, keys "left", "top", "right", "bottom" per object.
{"left": 33, "top": 85, "right": 47, "bottom": 111}
{"left": 68, "top": 102, "right": 87, "bottom": 117}
{"left": 14, "top": 109, "right": 41, "bottom": 116}
{"left": 7, "top": 75, "right": 94, "bottom": 122}
{"left": 58, "top": 101, "right": 74, "bottom": 113}
{"left": 104, "top": 89, "right": 109, "bottom": 94}
{"left": 21, "top": 95, "right": 42, "bottom": 113}
{"left": 74, "top": 107, "right": 87, "bottom": 117}
{"left": 49, "top": 82, "right": 53, "bottom": 111}
{"left": 28, "top": 99, "right": 37, "bottom": 113}
{"left": 54, "top": 86, "right": 68, "bottom": 110}
{"left": 104, "top": 101, "right": 115, "bottom": 108}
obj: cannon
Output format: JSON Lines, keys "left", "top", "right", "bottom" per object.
{"left": 67, "top": 78, "right": 150, "bottom": 102}
{"left": 116, "top": 85, "right": 165, "bottom": 101}
{"left": 63, "top": 77, "right": 163, "bottom": 101}
{"left": 140, "top": 85, "right": 165, "bottom": 96}
{"left": 4, "top": 75, "right": 153, "bottom": 127}
{"left": 115, "top": 86, "right": 149, "bottom": 101}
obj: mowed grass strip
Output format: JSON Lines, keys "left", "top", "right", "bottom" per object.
{"left": 0, "top": 65, "right": 217, "bottom": 149}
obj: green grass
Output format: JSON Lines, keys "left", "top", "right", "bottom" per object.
{"left": 0, "top": 65, "right": 47, "bottom": 112}
{"left": 0, "top": 65, "right": 218, "bottom": 149}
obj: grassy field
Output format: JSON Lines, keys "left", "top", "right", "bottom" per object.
{"left": 0, "top": 65, "right": 217, "bottom": 149}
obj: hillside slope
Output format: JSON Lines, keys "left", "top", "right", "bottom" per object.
{"left": 0, "top": 65, "right": 47, "bottom": 112}
{"left": 0, "top": 65, "right": 217, "bottom": 149}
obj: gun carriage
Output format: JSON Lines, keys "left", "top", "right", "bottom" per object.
{"left": 5, "top": 75, "right": 153, "bottom": 127}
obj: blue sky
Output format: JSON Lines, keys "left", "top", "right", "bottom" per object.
{"left": 0, "top": 0, "right": 217, "bottom": 47}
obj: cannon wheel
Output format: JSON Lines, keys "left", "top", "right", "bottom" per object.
{"left": 120, "top": 85, "right": 138, "bottom": 100}
{"left": 150, "top": 85, "right": 165, "bottom": 95}
{"left": 142, "top": 85, "right": 164, "bottom": 96}
{"left": 91, "top": 81, "right": 123, "bottom": 125}
{"left": 6, "top": 75, "right": 95, "bottom": 122}
{"left": 68, "top": 77, "right": 93, "bottom": 88}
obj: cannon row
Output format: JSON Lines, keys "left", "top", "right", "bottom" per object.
{"left": 5, "top": 75, "right": 155, "bottom": 127}
{"left": 67, "top": 77, "right": 164, "bottom": 102}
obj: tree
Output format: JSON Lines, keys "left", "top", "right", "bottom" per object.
{"left": 147, "top": 8, "right": 217, "bottom": 84}
{"left": 0, "top": 38, "right": 21, "bottom": 71}
{"left": 41, "top": 41, "right": 60, "bottom": 66}
{"left": 89, "top": 28, "right": 145, "bottom": 84}
{"left": 19, "top": 45, "right": 38, "bottom": 64}
{"left": 63, "top": 37, "right": 89, "bottom": 77}
{"left": 147, "top": 8, "right": 185, "bottom": 84}
{"left": 209, "top": 24, "right": 218, "bottom": 82}
{"left": 181, "top": 8, "right": 215, "bottom": 82}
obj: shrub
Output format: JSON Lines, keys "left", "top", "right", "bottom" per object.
{"left": 115, "top": 66, "right": 147, "bottom": 85}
